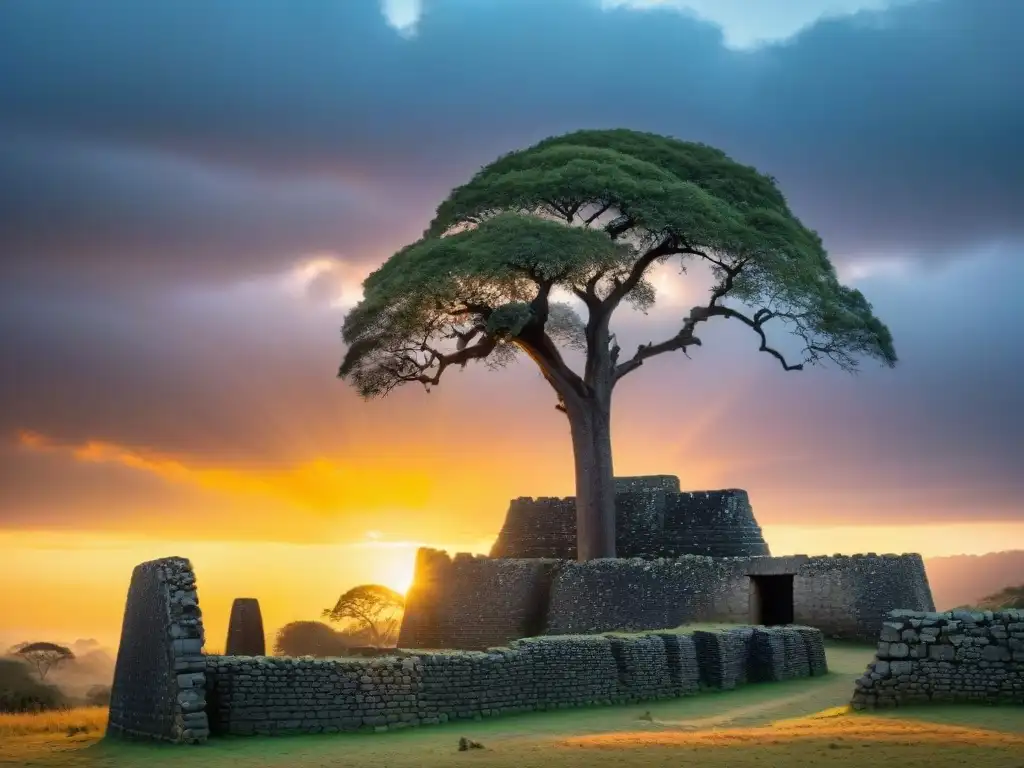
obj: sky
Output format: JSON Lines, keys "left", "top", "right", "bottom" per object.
{"left": 1, "top": 0, "right": 1022, "bottom": 650}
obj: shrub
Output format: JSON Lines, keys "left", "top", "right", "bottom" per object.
{"left": 84, "top": 685, "right": 111, "bottom": 707}
{"left": 273, "top": 621, "right": 370, "bottom": 657}
{"left": 0, "top": 658, "right": 69, "bottom": 713}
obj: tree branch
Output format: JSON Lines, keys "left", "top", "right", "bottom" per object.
{"left": 387, "top": 335, "right": 498, "bottom": 391}
{"left": 714, "top": 306, "right": 805, "bottom": 371}
{"left": 613, "top": 258, "right": 802, "bottom": 381}
{"left": 603, "top": 237, "right": 677, "bottom": 308}
{"left": 516, "top": 323, "right": 586, "bottom": 398}
{"left": 584, "top": 203, "right": 611, "bottom": 226}
{"left": 604, "top": 215, "right": 634, "bottom": 239}
{"left": 612, "top": 309, "right": 706, "bottom": 382}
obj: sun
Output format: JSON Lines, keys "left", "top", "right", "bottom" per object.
{"left": 361, "top": 539, "right": 417, "bottom": 595}
{"left": 383, "top": 565, "right": 415, "bottom": 596}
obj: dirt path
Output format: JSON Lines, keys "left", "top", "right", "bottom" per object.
{"left": 651, "top": 686, "right": 842, "bottom": 729}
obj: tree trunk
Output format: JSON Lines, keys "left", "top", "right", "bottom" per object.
{"left": 566, "top": 395, "right": 617, "bottom": 561}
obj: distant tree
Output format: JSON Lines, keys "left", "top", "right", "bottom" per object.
{"left": 322, "top": 585, "right": 405, "bottom": 646}
{"left": 977, "top": 584, "right": 1024, "bottom": 610}
{"left": 84, "top": 684, "right": 112, "bottom": 707}
{"left": 0, "top": 658, "right": 68, "bottom": 713}
{"left": 272, "top": 621, "right": 369, "bottom": 658}
{"left": 339, "top": 129, "right": 897, "bottom": 561}
{"left": 9, "top": 642, "right": 75, "bottom": 680}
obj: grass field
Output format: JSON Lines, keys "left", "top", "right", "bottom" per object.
{"left": 2, "top": 643, "right": 1022, "bottom": 768}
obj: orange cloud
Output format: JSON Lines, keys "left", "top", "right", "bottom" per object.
{"left": 15, "top": 429, "right": 433, "bottom": 513}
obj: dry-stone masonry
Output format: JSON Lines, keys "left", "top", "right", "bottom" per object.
{"left": 655, "top": 633, "right": 701, "bottom": 695}
{"left": 851, "top": 609, "right": 1024, "bottom": 709}
{"left": 107, "top": 557, "right": 209, "bottom": 744}
{"left": 693, "top": 629, "right": 748, "bottom": 690}
{"left": 225, "top": 598, "right": 266, "bottom": 657}
{"left": 110, "top": 558, "right": 831, "bottom": 743}
{"left": 414, "top": 476, "right": 934, "bottom": 651}
{"left": 491, "top": 476, "right": 771, "bottom": 559}
{"left": 399, "top": 550, "right": 934, "bottom": 649}
{"left": 205, "top": 626, "right": 828, "bottom": 736}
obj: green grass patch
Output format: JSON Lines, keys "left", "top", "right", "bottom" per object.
{"left": 7, "top": 643, "right": 1022, "bottom": 768}
{"left": 604, "top": 622, "right": 752, "bottom": 638}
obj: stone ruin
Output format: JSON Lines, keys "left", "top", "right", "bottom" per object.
{"left": 225, "top": 597, "right": 266, "bottom": 657}
{"left": 399, "top": 475, "right": 937, "bottom": 649}
{"left": 491, "top": 475, "right": 771, "bottom": 559}
{"left": 852, "top": 609, "right": 1024, "bottom": 707}
{"left": 106, "top": 554, "right": 831, "bottom": 743}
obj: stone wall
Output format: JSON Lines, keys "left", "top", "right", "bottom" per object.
{"left": 656, "top": 492, "right": 771, "bottom": 557}
{"left": 107, "top": 557, "right": 210, "bottom": 744}
{"left": 489, "top": 476, "right": 770, "bottom": 560}
{"left": 108, "top": 557, "right": 831, "bottom": 743}
{"left": 851, "top": 609, "right": 1024, "bottom": 709}
{"left": 205, "top": 626, "right": 827, "bottom": 736}
{"left": 397, "top": 549, "right": 559, "bottom": 650}
{"left": 401, "top": 550, "right": 934, "bottom": 649}
{"left": 795, "top": 553, "right": 935, "bottom": 641}
{"left": 545, "top": 557, "right": 732, "bottom": 635}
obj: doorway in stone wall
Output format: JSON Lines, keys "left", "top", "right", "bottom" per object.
{"left": 750, "top": 575, "right": 794, "bottom": 625}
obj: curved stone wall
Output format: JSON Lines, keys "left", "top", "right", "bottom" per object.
{"left": 647, "top": 490, "right": 771, "bottom": 558}
{"left": 399, "top": 549, "right": 934, "bottom": 649}
{"left": 489, "top": 476, "right": 770, "bottom": 560}
{"left": 205, "top": 626, "right": 827, "bottom": 736}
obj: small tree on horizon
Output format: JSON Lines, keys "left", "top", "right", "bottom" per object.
{"left": 322, "top": 585, "right": 405, "bottom": 647}
{"left": 273, "top": 620, "right": 370, "bottom": 657}
{"left": 339, "top": 129, "right": 896, "bottom": 561}
{"left": 9, "top": 642, "right": 75, "bottom": 681}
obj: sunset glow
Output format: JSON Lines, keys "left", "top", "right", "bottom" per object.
{"left": 2, "top": 519, "right": 1022, "bottom": 654}
{"left": 1, "top": 0, "right": 1021, "bottom": 664}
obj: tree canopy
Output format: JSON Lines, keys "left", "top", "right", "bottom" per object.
{"left": 338, "top": 129, "right": 897, "bottom": 560}
{"left": 322, "top": 585, "right": 405, "bottom": 647}
{"left": 340, "top": 129, "right": 896, "bottom": 403}
{"left": 0, "top": 658, "right": 67, "bottom": 713}
{"left": 9, "top": 641, "right": 75, "bottom": 681}
{"left": 273, "top": 620, "right": 371, "bottom": 658}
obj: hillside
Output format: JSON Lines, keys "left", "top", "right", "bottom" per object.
{"left": 924, "top": 550, "right": 1024, "bottom": 610}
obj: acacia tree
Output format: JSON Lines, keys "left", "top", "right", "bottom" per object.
{"left": 322, "top": 585, "right": 405, "bottom": 646}
{"left": 339, "top": 129, "right": 896, "bottom": 561}
{"left": 10, "top": 642, "right": 75, "bottom": 680}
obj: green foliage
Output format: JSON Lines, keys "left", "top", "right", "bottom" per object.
{"left": 0, "top": 658, "right": 68, "bottom": 713}
{"left": 340, "top": 128, "right": 896, "bottom": 400}
{"left": 83, "top": 685, "right": 111, "bottom": 708}
{"left": 272, "top": 621, "right": 372, "bottom": 658}
{"left": 322, "top": 585, "right": 406, "bottom": 647}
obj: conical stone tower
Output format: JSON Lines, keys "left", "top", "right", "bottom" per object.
{"left": 225, "top": 597, "right": 266, "bottom": 656}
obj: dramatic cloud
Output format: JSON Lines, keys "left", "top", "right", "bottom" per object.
{"left": 1, "top": 0, "right": 1021, "bottom": 291}
{"left": 0, "top": 133, "right": 412, "bottom": 292}
{"left": 1, "top": 0, "right": 1022, "bottom": 540}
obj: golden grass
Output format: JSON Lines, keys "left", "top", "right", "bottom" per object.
{"left": 1, "top": 642, "right": 1021, "bottom": 768}
{"left": 561, "top": 712, "right": 1024, "bottom": 750}
{"left": 0, "top": 706, "right": 107, "bottom": 737}
{"left": 2, "top": 706, "right": 1023, "bottom": 768}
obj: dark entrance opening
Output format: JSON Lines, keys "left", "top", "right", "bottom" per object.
{"left": 751, "top": 575, "right": 794, "bottom": 625}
